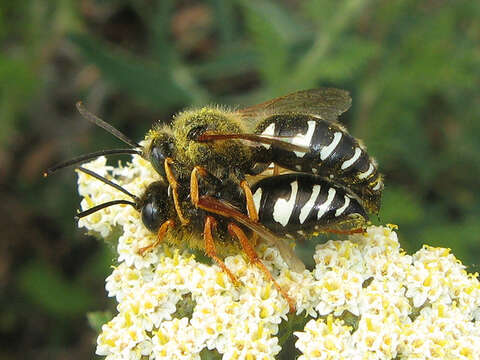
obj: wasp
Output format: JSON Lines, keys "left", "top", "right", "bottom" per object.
{"left": 75, "top": 166, "right": 368, "bottom": 312}
{"left": 138, "top": 89, "right": 383, "bottom": 221}
{"left": 45, "top": 89, "right": 382, "bottom": 220}
{"left": 192, "top": 89, "right": 384, "bottom": 214}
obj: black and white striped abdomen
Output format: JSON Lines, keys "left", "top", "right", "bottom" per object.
{"left": 251, "top": 173, "right": 367, "bottom": 235}
{"left": 254, "top": 114, "right": 383, "bottom": 213}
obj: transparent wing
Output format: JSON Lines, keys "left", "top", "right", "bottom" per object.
{"left": 197, "top": 132, "right": 310, "bottom": 152}
{"left": 196, "top": 88, "right": 350, "bottom": 149}
{"left": 238, "top": 88, "right": 352, "bottom": 125}
{"left": 196, "top": 195, "right": 306, "bottom": 272}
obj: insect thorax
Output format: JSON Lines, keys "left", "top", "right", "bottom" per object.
{"left": 172, "top": 107, "right": 254, "bottom": 180}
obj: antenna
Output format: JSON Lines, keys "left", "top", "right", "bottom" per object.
{"left": 74, "top": 166, "right": 140, "bottom": 219}
{"left": 75, "top": 200, "right": 137, "bottom": 219}
{"left": 44, "top": 149, "right": 141, "bottom": 177}
{"left": 76, "top": 101, "right": 141, "bottom": 149}
{"left": 76, "top": 166, "right": 139, "bottom": 201}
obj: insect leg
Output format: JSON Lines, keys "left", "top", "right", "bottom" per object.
{"left": 240, "top": 180, "right": 258, "bottom": 222}
{"left": 191, "top": 167, "right": 260, "bottom": 240}
{"left": 189, "top": 169, "right": 306, "bottom": 273}
{"left": 164, "top": 158, "right": 189, "bottom": 225}
{"left": 273, "top": 164, "right": 280, "bottom": 176}
{"left": 190, "top": 193, "right": 306, "bottom": 273}
{"left": 191, "top": 168, "right": 259, "bottom": 246}
{"left": 190, "top": 167, "right": 201, "bottom": 208}
{"left": 204, "top": 216, "right": 240, "bottom": 286}
{"left": 240, "top": 180, "right": 259, "bottom": 246}
{"left": 138, "top": 219, "right": 175, "bottom": 255}
{"left": 228, "top": 223, "right": 296, "bottom": 313}
{"left": 190, "top": 166, "right": 224, "bottom": 208}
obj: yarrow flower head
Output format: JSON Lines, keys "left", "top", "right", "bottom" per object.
{"left": 77, "top": 156, "right": 480, "bottom": 360}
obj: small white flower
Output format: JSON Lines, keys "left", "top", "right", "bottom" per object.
{"left": 152, "top": 318, "right": 205, "bottom": 360}
{"left": 295, "top": 315, "right": 356, "bottom": 360}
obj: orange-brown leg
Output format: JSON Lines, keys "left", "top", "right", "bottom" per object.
{"left": 164, "top": 158, "right": 189, "bottom": 225}
{"left": 240, "top": 180, "right": 258, "bottom": 222}
{"left": 192, "top": 171, "right": 260, "bottom": 248}
{"left": 190, "top": 166, "right": 208, "bottom": 208}
{"left": 228, "top": 223, "right": 296, "bottom": 313}
{"left": 189, "top": 165, "right": 223, "bottom": 207}
{"left": 191, "top": 169, "right": 258, "bottom": 225}
{"left": 138, "top": 219, "right": 175, "bottom": 255}
{"left": 240, "top": 180, "right": 259, "bottom": 247}
{"left": 190, "top": 193, "right": 307, "bottom": 273}
{"left": 273, "top": 164, "right": 280, "bottom": 176}
{"left": 204, "top": 216, "right": 240, "bottom": 286}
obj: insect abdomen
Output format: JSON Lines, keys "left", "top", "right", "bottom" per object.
{"left": 251, "top": 173, "right": 367, "bottom": 236}
{"left": 255, "top": 114, "right": 383, "bottom": 213}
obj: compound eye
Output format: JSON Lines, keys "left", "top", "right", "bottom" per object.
{"left": 187, "top": 125, "right": 208, "bottom": 141}
{"left": 141, "top": 200, "right": 163, "bottom": 233}
{"left": 149, "top": 139, "right": 174, "bottom": 177}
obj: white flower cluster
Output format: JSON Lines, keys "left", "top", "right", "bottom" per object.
{"left": 295, "top": 229, "right": 480, "bottom": 360}
{"left": 77, "top": 157, "right": 480, "bottom": 360}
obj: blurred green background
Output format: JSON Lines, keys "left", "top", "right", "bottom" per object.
{"left": 1, "top": 0, "right": 479, "bottom": 358}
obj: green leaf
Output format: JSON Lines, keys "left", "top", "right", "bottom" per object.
{"left": 286, "top": 0, "right": 373, "bottom": 90}
{"left": 277, "top": 313, "right": 310, "bottom": 359}
{"left": 200, "top": 348, "right": 222, "bottom": 360}
{"left": 314, "top": 37, "right": 379, "bottom": 82}
{"left": 18, "top": 261, "right": 95, "bottom": 317}
{"left": 209, "top": 0, "right": 237, "bottom": 43}
{"left": 238, "top": 0, "right": 307, "bottom": 43}
{"left": 378, "top": 186, "right": 424, "bottom": 226}
{"left": 69, "top": 33, "right": 192, "bottom": 109}
{"left": 189, "top": 44, "right": 258, "bottom": 80}
{"left": 242, "top": 0, "right": 289, "bottom": 91}
{"left": 0, "top": 57, "right": 38, "bottom": 145}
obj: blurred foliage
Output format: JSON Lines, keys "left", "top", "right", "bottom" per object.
{"left": 87, "top": 310, "right": 114, "bottom": 334}
{"left": 1, "top": 0, "right": 479, "bottom": 358}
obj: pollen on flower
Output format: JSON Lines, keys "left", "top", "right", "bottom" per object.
{"left": 77, "top": 156, "right": 480, "bottom": 360}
